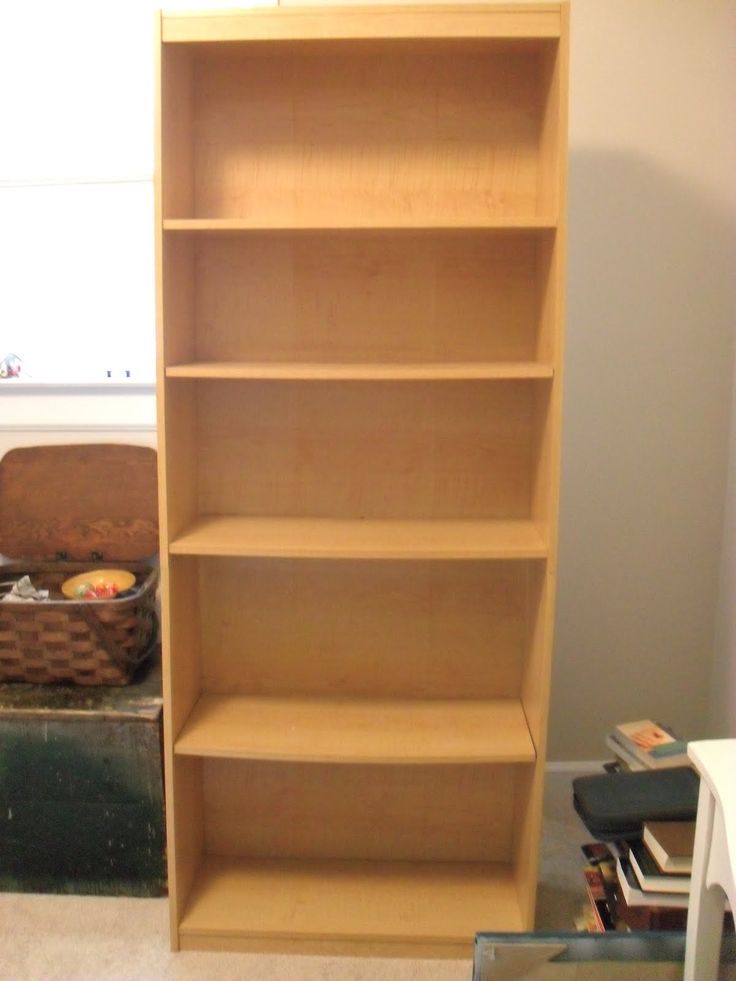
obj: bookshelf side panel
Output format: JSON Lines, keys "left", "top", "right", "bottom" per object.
{"left": 161, "top": 45, "right": 194, "bottom": 220}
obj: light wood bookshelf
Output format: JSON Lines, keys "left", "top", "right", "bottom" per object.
{"left": 155, "top": 3, "right": 568, "bottom": 957}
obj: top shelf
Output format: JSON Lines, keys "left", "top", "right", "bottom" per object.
{"left": 165, "top": 361, "right": 554, "bottom": 382}
{"left": 161, "top": 6, "right": 564, "bottom": 45}
{"left": 159, "top": 15, "right": 564, "bottom": 229}
{"left": 163, "top": 217, "right": 558, "bottom": 234}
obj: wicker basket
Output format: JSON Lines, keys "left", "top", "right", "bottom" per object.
{"left": 0, "top": 443, "right": 160, "bottom": 687}
{"left": 0, "top": 561, "right": 158, "bottom": 686}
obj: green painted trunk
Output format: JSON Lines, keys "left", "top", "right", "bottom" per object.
{"left": 0, "top": 654, "right": 166, "bottom": 897}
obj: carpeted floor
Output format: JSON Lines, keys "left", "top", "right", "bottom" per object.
{"left": 0, "top": 767, "right": 595, "bottom": 981}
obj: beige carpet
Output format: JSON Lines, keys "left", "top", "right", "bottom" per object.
{"left": 0, "top": 768, "right": 594, "bottom": 981}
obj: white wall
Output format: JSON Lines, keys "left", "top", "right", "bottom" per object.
{"left": 549, "top": 0, "right": 736, "bottom": 758}
{"left": 0, "top": 390, "right": 156, "bottom": 465}
{"left": 0, "top": 1, "right": 265, "bottom": 451}
{"left": 0, "top": 0, "right": 273, "bottom": 385}
{"left": 0, "top": 4, "right": 158, "bottom": 383}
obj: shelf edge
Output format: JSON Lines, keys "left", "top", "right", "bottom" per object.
{"left": 162, "top": 218, "right": 558, "bottom": 232}
{"left": 162, "top": 7, "right": 562, "bottom": 45}
{"left": 165, "top": 362, "right": 555, "bottom": 382}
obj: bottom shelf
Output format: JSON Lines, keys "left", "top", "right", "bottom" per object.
{"left": 177, "top": 856, "right": 524, "bottom": 956}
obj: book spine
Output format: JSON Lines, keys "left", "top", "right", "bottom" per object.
{"left": 584, "top": 871, "right": 615, "bottom": 931}
{"left": 605, "top": 734, "right": 647, "bottom": 771}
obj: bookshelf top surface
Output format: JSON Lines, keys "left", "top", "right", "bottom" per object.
{"left": 161, "top": 5, "right": 564, "bottom": 44}
{"left": 165, "top": 361, "right": 554, "bottom": 381}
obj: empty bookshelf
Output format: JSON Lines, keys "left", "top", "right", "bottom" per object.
{"left": 155, "top": 3, "right": 569, "bottom": 956}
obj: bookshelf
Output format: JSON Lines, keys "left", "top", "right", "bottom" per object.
{"left": 156, "top": 4, "right": 568, "bottom": 957}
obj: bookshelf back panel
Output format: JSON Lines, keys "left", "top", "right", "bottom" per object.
{"left": 195, "top": 380, "right": 538, "bottom": 519}
{"left": 174, "top": 40, "right": 551, "bottom": 222}
{"left": 202, "top": 759, "right": 517, "bottom": 862}
{"left": 198, "top": 557, "right": 528, "bottom": 698}
{"left": 183, "top": 231, "right": 544, "bottom": 364}
{"left": 161, "top": 235, "right": 195, "bottom": 367}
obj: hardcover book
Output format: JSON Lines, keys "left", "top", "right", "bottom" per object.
{"left": 643, "top": 821, "right": 695, "bottom": 874}
{"left": 611, "top": 720, "right": 689, "bottom": 770}
{"left": 614, "top": 854, "right": 690, "bottom": 909}
{"left": 628, "top": 839, "right": 691, "bottom": 894}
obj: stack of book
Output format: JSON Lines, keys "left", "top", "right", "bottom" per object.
{"left": 577, "top": 820, "right": 696, "bottom": 932}
{"left": 605, "top": 719, "right": 690, "bottom": 772}
{"left": 615, "top": 821, "right": 694, "bottom": 930}
{"left": 577, "top": 842, "right": 619, "bottom": 932}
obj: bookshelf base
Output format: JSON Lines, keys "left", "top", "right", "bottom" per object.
{"left": 177, "top": 856, "right": 524, "bottom": 956}
{"left": 178, "top": 933, "right": 473, "bottom": 959}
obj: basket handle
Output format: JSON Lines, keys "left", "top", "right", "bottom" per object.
{"left": 77, "top": 602, "right": 158, "bottom": 675}
{"left": 77, "top": 603, "right": 132, "bottom": 674}
{"left": 133, "top": 606, "right": 159, "bottom": 667}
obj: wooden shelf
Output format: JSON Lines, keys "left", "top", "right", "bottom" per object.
{"left": 178, "top": 856, "right": 524, "bottom": 954}
{"left": 163, "top": 6, "right": 562, "bottom": 44}
{"left": 169, "top": 516, "right": 548, "bottom": 560}
{"left": 166, "top": 361, "right": 554, "bottom": 382}
{"left": 175, "top": 694, "right": 536, "bottom": 764}
{"left": 163, "top": 217, "right": 558, "bottom": 233}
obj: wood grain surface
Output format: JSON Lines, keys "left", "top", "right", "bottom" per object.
{"left": 0, "top": 444, "right": 158, "bottom": 561}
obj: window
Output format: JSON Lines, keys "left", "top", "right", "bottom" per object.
{"left": 0, "top": 3, "right": 160, "bottom": 384}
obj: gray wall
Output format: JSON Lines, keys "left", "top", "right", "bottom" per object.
{"left": 549, "top": 0, "right": 736, "bottom": 758}
{"left": 709, "top": 353, "right": 736, "bottom": 739}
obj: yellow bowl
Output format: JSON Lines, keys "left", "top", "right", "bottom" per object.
{"left": 61, "top": 568, "right": 136, "bottom": 599}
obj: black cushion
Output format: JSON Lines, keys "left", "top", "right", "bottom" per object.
{"left": 572, "top": 766, "right": 699, "bottom": 841}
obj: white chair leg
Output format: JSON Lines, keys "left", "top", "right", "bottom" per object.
{"left": 684, "top": 780, "right": 725, "bottom": 981}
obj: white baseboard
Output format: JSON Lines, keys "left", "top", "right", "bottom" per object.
{"left": 545, "top": 760, "right": 605, "bottom": 774}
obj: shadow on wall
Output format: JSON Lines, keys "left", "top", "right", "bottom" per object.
{"left": 550, "top": 146, "right": 736, "bottom": 760}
